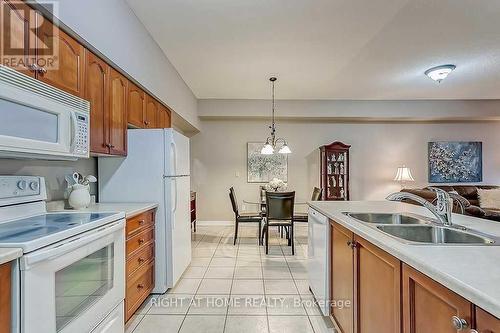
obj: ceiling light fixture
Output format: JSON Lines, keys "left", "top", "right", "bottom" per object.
{"left": 425, "top": 64, "right": 456, "bottom": 83}
{"left": 261, "top": 77, "right": 291, "bottom": 155}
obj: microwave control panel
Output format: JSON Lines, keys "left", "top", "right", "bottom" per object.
{"left": 75, "top": 112, "right": 89, "bottom": 156}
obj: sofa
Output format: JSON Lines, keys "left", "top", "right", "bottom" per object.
{"left": 401, "top": 185, "right": 500, "bottom": 222}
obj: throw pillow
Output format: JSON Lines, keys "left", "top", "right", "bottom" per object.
{"left": 477, "top": 189, "right": 500, "bottom": 210}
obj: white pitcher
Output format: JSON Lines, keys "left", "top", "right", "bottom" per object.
{"left": 68, "top": 184, "right": 91, "bottom": 209}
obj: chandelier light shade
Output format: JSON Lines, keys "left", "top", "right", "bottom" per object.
{"left": 394, "top": 165, "right": 415, "bottom": 188}
{"left": 260, "top": 77, "right": 291, "bottom": 155}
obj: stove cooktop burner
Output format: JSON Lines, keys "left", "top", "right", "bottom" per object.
{"left": 0, "top": 212, "right": 120, "bottom": 252}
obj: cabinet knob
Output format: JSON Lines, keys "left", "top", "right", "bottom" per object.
{"left": 138, "top": 238, "right": 145, "bottom": 245}
{"left": 137, "top": 284, "right": 144, "bottom": 289}
{"left": 138, "top": 257, "right": 145, "bottom": 264}
{"left": 451, "top": 316, "right": 469, "bottom": 331}
{"left": 28, "top": 64, "right": 39, "bottom": 72}
{"left": 138, "top": 219, "right": 145, "bottom": 225}
{"left": 347, "top": 240, "right": 357, "bottom": 249}
{"left": 144, "top": 121, "right": 150, "bottom": 126}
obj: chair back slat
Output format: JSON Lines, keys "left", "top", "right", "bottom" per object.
{"left": 311, "top": 187, "right": 323, "bottom": 201}
{"left": 229, "top": 187, "right": 239, "bottom": 215}
{"left": 266, "top": 191, "right": 295, "bottom": 220}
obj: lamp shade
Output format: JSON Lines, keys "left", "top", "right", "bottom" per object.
{"left": 394, "top": 166, "right": 415, "bottom": 182}
{"left": 261, "top": 143, "right": 274, "bottom": 155}
{"left": 278, "top": 144, "right": 291, "bottom": 154}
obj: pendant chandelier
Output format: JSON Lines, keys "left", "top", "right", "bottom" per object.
{"left": 261, "top": 77, "right": 291, "bottom": 155}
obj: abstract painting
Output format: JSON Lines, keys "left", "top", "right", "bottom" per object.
{"left": 428, "top": 141, "right": 482, "bottom": 183}
{"left": 247, "top": 142, "right": 288, "bottom": 183}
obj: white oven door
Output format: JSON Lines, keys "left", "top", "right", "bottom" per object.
{"left": 19, "top": 220, "right": 125, "bottom": 333}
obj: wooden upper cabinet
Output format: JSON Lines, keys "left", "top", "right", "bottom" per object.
{"left": 354, "top": 236, "right": 401, "bottom": 333}
{"left": 108, "top": 68, "right": 128, "bottom": 156}
{"left": 36, "top": 15, "right": 85, "bottom": 97}
{"left": 403, "top": 264, "right": 472, "bottom": 333}
{"left": 85, "top": 51, "right": 109, "bottom": 155}
{"left": 0, "top": 262, "right": 11, "bottom": 333}
{"left": 1, "top": 0, "right": 36, "bottom": 76}
{"left": 330, "top": 221, "right": 354, "bottom": 333}
{"left": 476, "top": 307, "right": 500, "bottom": 333}
{"left": 158, "top": 104, "right": 171, "bottom": 128}
{"left": 145, "top": 94, "right": 158, "bottom": 128}
{"left": 128, "top": 82, "right": 146, "bottom": 128}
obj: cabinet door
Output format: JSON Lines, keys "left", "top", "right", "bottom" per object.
{"left": 36, "top": 16, "right": 85, "bottom": 97}
{"left": 0, "top": 262, "right": 11, "bottom": 333}
{"left": 330, "top": 221, "right": 354, "bottom": 333}
{"left": 158, "top": 104, "right": 171, "bottom": 128}
{"left": 128, "top": 82, "right": 146, "bottom": 128}
{"left": 145, "top": 95, "right": 158, "bottom": 128}
{"left": 475, "top": 307, "right": 500, "bottom": 333}
{"left": 1, "top": 0, "right": 36, "bottom": 76}
{"left": 355, "top": 236, "right": 401, "bottom": 333}
{"left": 85, "top": 52, "right": 109, "bottom": 155}
{"left": 403, "top": 264, "right": 472, "bottom": 333}
{"left": 108, "top": 68, "right": 128, "bottom": 156}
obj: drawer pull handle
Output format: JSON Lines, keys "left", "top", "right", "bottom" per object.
{"left": 138, "top": 238, "right": 145, "bottom": 245}
{"left": 138, "top": 219, "right": 145, "bottom": 225}
{"left": 137, "top": 284, "right": 144, "bottom": 289}
{"left": 451, "top": 316, "right": 469, "bottom": 330}
{"left": 138, "top": 257, "right": 145, "bottom": 264}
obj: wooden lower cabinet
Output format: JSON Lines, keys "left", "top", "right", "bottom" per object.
{"left": 125, "top": 208, "right": 156, "bottom": 322}
{"left": 476, "top": 307, "right": 500, "bottom": 333}
{"left": 330, "top": 221, "right": 355, "bottom": 333}
{"left": 330, "top": 221, "right": 401, "bottom": 333}
{"left": 402, "top": 264, "right": 472, "bottom": 333}
{"left": 330, "top": 219, "right": 500, "bottom": 333}
{"left": 355, "top": 236, "right": 401, "bottom": 333}
{"left": 0, "top": 262, "right": 11, "bottom": 333}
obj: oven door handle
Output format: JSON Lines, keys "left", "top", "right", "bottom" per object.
{"left": 20, "top": 220, "right": 124, "bottom": 269}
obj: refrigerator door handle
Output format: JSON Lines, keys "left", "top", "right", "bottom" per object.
{"left": 171, "top": 141, "right": 178, "bottom": 176}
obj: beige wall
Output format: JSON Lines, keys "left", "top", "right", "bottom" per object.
{"left": 191, "top": 119, "right": 500, "bottom": 221}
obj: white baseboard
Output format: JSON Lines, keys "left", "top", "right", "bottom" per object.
{"left": 196, "top": 220, "right": 233, "bottom": 226}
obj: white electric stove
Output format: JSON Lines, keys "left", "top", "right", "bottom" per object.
{"left": 0, "top": 176, "right": 126, "bottom": 333}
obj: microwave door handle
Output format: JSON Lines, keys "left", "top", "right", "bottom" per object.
{"left": 21, "top": 220, "right": 123, "bottom": 268}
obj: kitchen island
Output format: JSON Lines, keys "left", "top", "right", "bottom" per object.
{"left": 309, "top": 200, "right": 500, "bottom": 333}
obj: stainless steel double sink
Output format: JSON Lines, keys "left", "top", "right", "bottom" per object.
{"left": 344, "top": 213, "right": 500, "bottom": 245}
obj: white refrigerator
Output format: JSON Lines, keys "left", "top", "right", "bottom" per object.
{"left": 98, "top": 128, "right": 192, "bottom": 293}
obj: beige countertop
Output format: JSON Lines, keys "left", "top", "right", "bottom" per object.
{"left": 49, "top": 202, "right": 158, "bottom": 218}
{"left": 0, "top": 248, "right": 23, "bottom": 265}
{"left": 309, "top": 200, "right": 500, "bottom": 318}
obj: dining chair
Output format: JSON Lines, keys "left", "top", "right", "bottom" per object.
{"left": 294, "top": 187, "right": 323, "bottom": 223}
{"left": 262, "top": 191, "right": 295, "bottom": 255}
{"left": 229, "top": 187, "right": 263, "bottom": 245}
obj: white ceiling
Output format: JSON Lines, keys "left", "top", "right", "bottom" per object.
{"left": 127, "top": 0, "right": 500, "bottom": 100}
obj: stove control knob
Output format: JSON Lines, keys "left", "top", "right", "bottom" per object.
{"left": 17, "top": 180, "right": 27, "bottom": 190}
{"left": 29, "top": 181, "right": 39, "bottom": 191}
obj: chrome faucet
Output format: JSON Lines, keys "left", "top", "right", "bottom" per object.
{"left": 386, "top": 187, "right": 453, "bottom": 226}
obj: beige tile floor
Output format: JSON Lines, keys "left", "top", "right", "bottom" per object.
{"left": 126, "top": 224, "right": 336, "bottom": 333}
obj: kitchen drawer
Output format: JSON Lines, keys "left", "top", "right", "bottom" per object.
{"left": 126, "top": 227, "right": 154, "bottom": 256}
{"left": 126, "top": 210, "right": 155, "bottom": 239}
{"left": 126, "top": 241, "right": 155, "bottom": 276}
{"left": 126, "top": 260, "right": 154, "bottom": 321}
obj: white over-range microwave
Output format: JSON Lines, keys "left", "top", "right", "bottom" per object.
{"left": 0, "top": 65, "right": 90, "bottom": 160}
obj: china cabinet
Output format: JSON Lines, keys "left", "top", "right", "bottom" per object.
{"left": 320, "top": 141, "right": 351, "bottom": 200}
